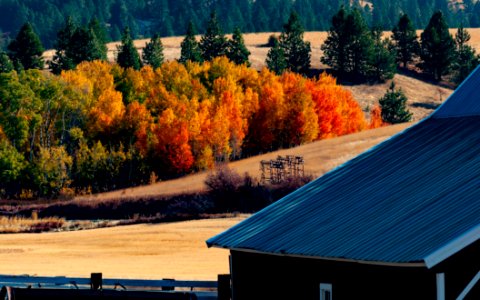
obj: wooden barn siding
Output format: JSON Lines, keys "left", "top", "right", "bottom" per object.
{"left": 230, "top": 250, "right": 434, "bottom": 300}
{"left": 231, "top": 241, "right": 480, "bottom": 300}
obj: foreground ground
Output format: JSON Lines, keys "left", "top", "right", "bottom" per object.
{"left": 0, "top": 216, "right": 248, "bottom": 280}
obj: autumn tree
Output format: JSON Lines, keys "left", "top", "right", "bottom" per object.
{"left": 0, "top": 140, "right": 26, "bottom": 197}
{"left": 279, "top": 11, "right": 311, "bottom": 74}
{"left": 227, "top": 27, "right": 250, "bottom": 66}
{"left": 266, "top": 39, "right": 287, "bottom": 75}
{"left": 419, "top": 11, "right": 455, "bottom": 81}
{"left": 117, "top": 27, "right": 142, "bottom": 70}
{"left": 0, "top": 71, "right": 41, "bottom": 150}
{"left": 8, "top": 23, "right": 44, "bottom": 70}
{"left": 0, "top": 57, "right": 370, "bottom": 197}
{"left": 142, "top": 33, "right": 164, "bottom": 69}
{"left": 32, "top": 146, "right": 72, "bottom": 197}
{"left": 369, "top": 105, "right": 384, "bottom": 129}
{"left": 179, "top": 21, "right": 203, "bottom": 64}
{"left": 392, "top": 14, "right": 419, "bottom": 68}
{"left": 200, "top": 11, "right": 228, "bottom": 61}
{"left": 379, "top": 82, "right": 412, "bottom": 124}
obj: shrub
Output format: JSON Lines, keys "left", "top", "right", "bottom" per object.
{"left": 205, "top": 165, "right": 243, "bottom": 195}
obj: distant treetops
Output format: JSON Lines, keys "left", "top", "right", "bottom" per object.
{"left": 321, "top": 7, "right": 479, "bottom": 83}
{"left": 1, "top": 7, "right": 477, "bottom": 85}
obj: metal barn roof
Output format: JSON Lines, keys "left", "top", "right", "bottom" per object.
{"left": 207, "top": 66, "right": 480, "bottom": 269}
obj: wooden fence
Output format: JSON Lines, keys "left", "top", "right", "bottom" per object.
{"left": 0, "top": 274, "right": 229, "bottom": 300}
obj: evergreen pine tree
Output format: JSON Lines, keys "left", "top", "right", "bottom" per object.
{"left": 179, "top": 21, "right": 203, "bottom": 64}
{"left": 117, "top": 27, "right": 142, "bottom": 70}
{"left": 227, "top": 27, "right": 250, "bottom": 66}
{"left": 392, "top": 14, "right": 419, "bottom": 68}
{"left": 419, "top": 11, "right": 455, "bottom": 81}
{"left": 266, "top": 39, "right": 287, "bottom": 75}
{"left": 7, "top": 23, "right": 44, "bottom": 70}
{"left": 369, "top": 29, "right": 396, "bottom": 82}
{"left": 279, "top": 11, "right": 311, "bottom": 74}
{"left": 142, "top": 33, "right": 164, "bottom": 69}
{"left": 321, "top": 7, "right": 373, "bottom": 79}
{"left": 0, "top": 50, "right": 13, "bottom": 73}
{"left": 199, "top": 11, "right": 228, "bottom": 61}
{"left": 452, "top": 25, "right": 479, "bottom": 83}
{"left": 88, "top": 18, "right": 108, "bottom": 60}
{"left": 50, "top": 16, "right": 77, "bottom": 74}
{"left": 379, "top": 82, "right": 412, "bottom": 124}
{"left": 321, "top": 6, "right": 349, "bottom": 76}
{"left": 69, "top": 26, "right": 107, "bottom": 64}
{"left": 88, "top": 18, "right": 109, "bottom": 44}
{"left": 345, "top": 9, "right": 374, "bottom": 79}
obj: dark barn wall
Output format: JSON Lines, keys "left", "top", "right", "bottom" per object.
{"left": 230, "top": 251, "right": 436, "bottom": 300}
{"left": 434, "top": 239, "right": 480, "bottom": 300}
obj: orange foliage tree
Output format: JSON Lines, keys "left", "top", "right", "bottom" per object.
{"left": 50, "top": 58, "right": 368, "bottom": 187}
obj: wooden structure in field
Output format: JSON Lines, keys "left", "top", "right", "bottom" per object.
{"left": 260, "top": 155, "right": 304, "bottom": 184}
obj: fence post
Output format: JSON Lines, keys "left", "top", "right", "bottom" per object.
{"left": 162, "top": 278, "right": 175, "bottom": 291}
{"left": 90, "top": 273, "right": 102, "bottom": 290}
{"left": 218, "top": 274, "right": 231, "bottom": 300}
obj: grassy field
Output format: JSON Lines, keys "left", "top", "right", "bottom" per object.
{"left": 0, "top": 216, "right": 247, "bottom": 280}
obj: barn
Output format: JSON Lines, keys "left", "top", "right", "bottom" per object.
{"left": 207, "top": 66, "right": 480, "bottom": 300}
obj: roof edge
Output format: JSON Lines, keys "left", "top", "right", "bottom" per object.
{"left": 432, "top": 64, "right": 480, "bottom": 118}
{"left": 424, "top": 224, "right": 480, "bottom": 269}
{"left": 212, "top": 246, "right": 426, "bottom": 268}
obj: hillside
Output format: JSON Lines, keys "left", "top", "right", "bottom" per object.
{"left": 77, "top": 122, "right": 412, "bottom": 202}
{"left": 2, "top": 0, "right": 479, "bottom": 48}
{"left": 69, "top": 27, "right": 472, "bottom": 202}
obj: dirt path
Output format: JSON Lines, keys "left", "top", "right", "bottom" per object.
{"left": 0, "top": 216, "right": 247, "bottom": 280}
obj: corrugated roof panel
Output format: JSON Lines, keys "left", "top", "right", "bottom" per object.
{"left": 433, "top": 65, "right": 480, "bottom": 118}
{"left": 207, "top": 116, "right": 480, "bottom": 265}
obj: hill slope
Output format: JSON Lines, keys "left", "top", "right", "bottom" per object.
{"left": 78, "top": 122, "right": 412, "bottom": 202}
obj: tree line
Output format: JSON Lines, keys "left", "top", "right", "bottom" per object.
{"left": 321, "top": 8, "right": 480, "bottom": 83}
{"left": 1, "top": 0, "right": 480, "bottom": 49}
{"left": 2, "top": 8, "right": 478, "bottom": 84}
{"left": 0, "top": 58, "right": 375, "bottom": 199}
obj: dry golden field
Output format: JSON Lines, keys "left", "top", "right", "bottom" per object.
{"left": 0, "top": 216, "right": 247, "bottom": 280}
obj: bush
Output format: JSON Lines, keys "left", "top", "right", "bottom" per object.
{"left": 205, "top": 166, "right": 244, "bottom": 211}
{"left": 205, "top": 165, "right": 243, "bottom": 194}
{"left": 205, "top": 166, "right": 314, "bottom": 212}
